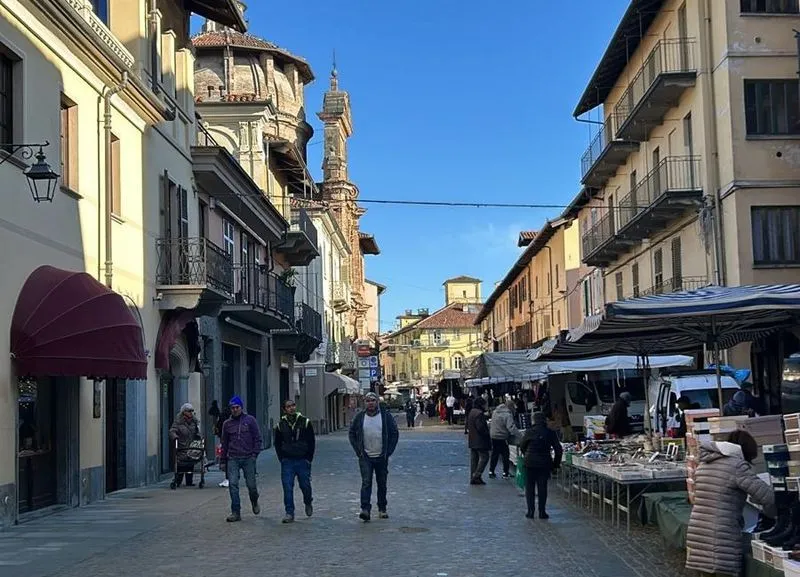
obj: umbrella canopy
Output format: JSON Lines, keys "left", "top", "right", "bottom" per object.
{"left": 11, "top": 265, "right": 147, "bottom": 379}
{"left": 462, "top": 351, "right": 548, "bottom": 385}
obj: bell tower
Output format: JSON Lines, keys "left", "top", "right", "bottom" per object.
{"left": 317, "top": 63, "right": 369, "bottom": 336}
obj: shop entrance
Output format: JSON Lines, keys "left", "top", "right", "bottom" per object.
{"left": 246, "top": 350, "right": 259, "bottom": 419}
{"left": 105, "top": 378, "right": 127, "bottom": 493}
{"left": 280, "top": 368, "right": 290, "bottom": 408}
{"left": 17, "top": 376, "right": 78, "bottom": 515}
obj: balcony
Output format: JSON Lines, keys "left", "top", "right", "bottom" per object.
{"left": 274, "top": 301, "right": 324, "bottom": 362}
{"left": 64, "top": 0, "right": 135, "bottom": 68}
{"left": 275, "top": 208, "right": 319, "bottom": 266}
{"left": 581, "top": 211, "right": 633, "bottom": 267}
{"left": 339, "top": 341, "right": 357, "bottom": 372}
{"left": 614, "top": 38, "right": 697, "bottom": 142}
{"left": 332, "top": 281, "right": 352, "bottom": 313}
{"left": 616, "top": 156, "right": 703, "bottom": 241}
{"left": 580, "top": 116, "right": 639, "bottom": 188}
{"left": 155, "top": 237, "right": 233, "bottom": 314}
{"left": 639, "top": 276, "right": 710, "bottom": 298}
{"left": 222, "top": 266, "right": 295, "bottom": 331}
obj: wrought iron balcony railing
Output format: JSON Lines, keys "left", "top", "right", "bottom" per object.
{"left": 580, "top": 116, "right": 616, "bottom": 180}
{"left": 616, "top": 156, "right": 702, "bottom": 231}
{"left": 295, "top": 302, "right": 323, "bottom": 342}
{"left": 581, "top": 211, "right": 615, "bottom": 259}
{"left": 196, "top": 121, "right": 220, "bottom": 147}
{"left": 232, "top": 265, "right": 295, "bottom": 321}
{"left": 290, "top": 208, "right": 318, "bottom": 249}
{"left": 614, "top": 38, "right": 696, "bottom": 130}
{"left": 156, "top": 237, "right": 233, "bottom": 294}
{"left": 638, "top": 275, "right": 709, "bottom": 298}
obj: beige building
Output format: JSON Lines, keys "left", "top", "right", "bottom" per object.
{"left": 572, "top": 0, "right": 800, "bottom": 320}
{"left": 364, "top": 279, "right": 386, "bottom": 337}
{"left": 0, "top": 0, "right": 245, "bottom": 528}
{"left": 443, "top": 276, "right": 482, "bottom": 305}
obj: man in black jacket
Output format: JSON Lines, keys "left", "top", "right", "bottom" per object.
{"left": 605, "top": 392, "right": 632, "bottom": 438}
{"left": 467, "top": 397, "right": 491, "bottom": 485}
{"left": 274, "top": 399, "right": 315, "bottom": 523}
{"left": 349, "top": 392, "right": 399, "bottom": 522}
{"left": 519, "top": 412, "right": 562, "bottom": 519}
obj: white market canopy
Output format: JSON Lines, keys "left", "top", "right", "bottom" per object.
{"left": 462, "top": 351, "right": 694, "bottom": 387}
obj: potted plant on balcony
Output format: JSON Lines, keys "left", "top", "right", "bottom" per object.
{"left": 280, "top": 267, "right": 298, "bottom": 289}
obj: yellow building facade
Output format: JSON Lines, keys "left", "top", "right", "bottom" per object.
{"left": 382, "top": 278, "right": 483, "bottom": 386}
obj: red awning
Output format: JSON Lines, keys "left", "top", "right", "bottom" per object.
{"left": 11, "top": 266, "right": 147, "bottom": 379}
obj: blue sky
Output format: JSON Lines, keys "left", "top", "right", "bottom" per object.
{"left": 198, "top": 1, "right": 630, "bottom": 332}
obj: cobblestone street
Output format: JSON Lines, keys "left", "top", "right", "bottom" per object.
{"left": 1, "top": 426, "right": 688, "bottom": 577}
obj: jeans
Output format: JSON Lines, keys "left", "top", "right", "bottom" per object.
{"left": 470, "top": 449, "right": 490, "bottom": 480}
{"left": 227, "top": 456, "right": 258, "bottom": 514}
{"left": 525, "top": 467, "right": 550, "bottom": 514}
{"left": 489, "top": 439, "right": 510, "bottom": 475}
{"left": 281, "top": 458, "right": 312, "bottom": 516}
{"left": 406, "top": 414, "right": 415, "bottom": 428}
{"left": 359, "top": 456, "right": 388, "bottom": 513}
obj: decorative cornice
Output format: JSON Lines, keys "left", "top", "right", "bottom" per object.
{"left": 64, "top": 0, "right": 134, "bottom": 68}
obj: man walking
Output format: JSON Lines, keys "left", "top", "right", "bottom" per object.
{"left": 519, "top": 412, "right": 562, "bottom": 519}
{"left": 489, "top": 399, "right": 520, "bottom": 479}
{"left": 274, "top": 399, "right": 315, "bottom": 523}
{"left": 348, "top": 392, "right": 399, "bottom": 522}
{"left": 219, "top": 396, "right": 262, "bottom": 522}
{"left": 467, "top": 397, "right": 491, "bottom": 485}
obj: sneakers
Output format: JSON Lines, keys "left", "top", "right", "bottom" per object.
{"left": 359, "top": 510, "right": 371, "bottom": 522}
{"left": 226, "top": 512, "right": 241, "bottom": 522}
{"left": 488, "top": 472, "right": 497, "bottom": 479}
{"left": 502, "top": 473, "right": 511, "bottom": 479}
{"left": 305, "top": 503, "right": 313, "bottom": 517}
{"left": 251, "top": 500, "right": 260, "bottom": 515}
{"left": 378, "top": 510, "right": 389, "bottom": 519}
{"left": 282, "top": 515, "right": 294, "bottom": 524}
{"left": 219, "top": 479, "right": 229, "bottom": 488}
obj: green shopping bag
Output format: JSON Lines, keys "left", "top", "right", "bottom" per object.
{"left": 515, "top": 454, "right": 526, "bottom": 489}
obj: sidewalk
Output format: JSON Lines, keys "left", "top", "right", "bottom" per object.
{"left": 0, "top": 459, "right": 245, "bottom": 577}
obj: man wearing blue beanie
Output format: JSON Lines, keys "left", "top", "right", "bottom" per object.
{"left": 219, "top": 395, "right": 262, "bottom": 522}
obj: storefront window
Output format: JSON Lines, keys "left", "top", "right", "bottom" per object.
{"left": 18, "top": 377, "right": 58, "bottom": 514}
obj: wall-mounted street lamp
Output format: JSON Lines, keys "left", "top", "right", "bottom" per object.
{"left": 0, "top": 141, "right": 60, "bottom": 202}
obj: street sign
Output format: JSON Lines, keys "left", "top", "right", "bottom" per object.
{"left": 369, "top": 367, "right": 379, "bottom": 379}
{"left": 368, "top": 356, "right": 378, "bottom": 368}
{"left": 358, "top": 358, "right": 370, "bottom": 369}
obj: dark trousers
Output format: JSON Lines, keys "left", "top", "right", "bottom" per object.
{"left": 281, "top": 458, "right": 312, "bottom": 516}
{"left": 359, "top": 456, "right": 388, "bottom": 513}
{"left": 446, "top": 406, "right": 454, "bottom": 424}
{"left": 525, "top": 467, "right": 550, "bottom": 514}
{"left": 406, "top": 413, "right": 415, "bottom": 428}
{"left": 489, "top": 439, "right": 510, "bottom": 475}
{"left": 470, "top": 449, "right": 490, "bottom": 480}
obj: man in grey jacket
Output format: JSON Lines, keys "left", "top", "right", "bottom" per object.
{"left": 489, "top": 400, "right": 520, "bottom": 479}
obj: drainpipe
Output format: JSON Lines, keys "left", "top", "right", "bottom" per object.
{"left": 103, "top": 72, "right": 129, "bottom": 289}
{"left": 148, "top": 0, "right": 160, "bottom": 95}
{"left": 702, "top": 0, "right": 725, "bottom": 285}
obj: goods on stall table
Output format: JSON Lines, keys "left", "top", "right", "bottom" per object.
{"left": 584, "top": 415, "right": 606, "bottom": 439}
{"left": 685, "top": 409, "right": 720, "bottom": 504}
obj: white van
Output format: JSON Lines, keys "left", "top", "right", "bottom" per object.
{"left": 650, "top": 371, "right": 740, "bottom": 434}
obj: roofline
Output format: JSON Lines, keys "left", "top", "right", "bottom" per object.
{"left": 560, "top": 186, "right": 599, "bottom": 221}
{"left": 572, "top": 0, "right": 665, "bottom": 117}
{"left": 442, "top": 276, "right": 482, "bottom": 285}
{"left": 474, "top": 220, "right": 567, "bottom": 324}
{"left": 359, "top": 233, "right": 380, "bottom": 255}
{"left": 366, "top": 279, "right": 387, "bottom": 294}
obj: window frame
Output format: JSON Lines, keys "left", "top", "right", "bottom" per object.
{"left": 222, "top": 219, "right": 235, "bottom": 256}
{"left": 751, "top": 205, "right": 800, "bottom": 266}
{"left": 109, "top": 133, "right": 121, "bottom": 215}
{"left": 60, "top": 95, "right": 78, "bottom": 194}
{"left": 740, "top": 0, "right": 799, "bottom": 14}
{"left": 744, "top": 79, "right": 800, "bottom": 137}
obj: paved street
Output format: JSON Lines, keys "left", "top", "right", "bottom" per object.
{"left": 1, "top": 426, "right": 688, "bottom": 577}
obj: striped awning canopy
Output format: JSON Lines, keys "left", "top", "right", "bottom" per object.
{"left": 528, "top": 285, "right": 800, "bottom": 361}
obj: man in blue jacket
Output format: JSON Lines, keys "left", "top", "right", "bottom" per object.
{"left": 348, "top": 392, "right": 399, "bottom": 522}
{"left": 220, "top": 395, "right": 262, "bottom": 522}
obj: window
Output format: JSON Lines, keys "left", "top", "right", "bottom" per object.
{"left": 615, "top": 272, "right": 623, "bottom": 301}
{"left": 741, "top": 0, "right": 799, "bottom": 13}
{"left": 654, "top": 248, "right": 664, "bottom": 293}
{"left": 671, "top": 237, "right": 683, "bottom": 290}
{"left": 223, "top": 219, "right": 235, "bottom": 256}
{"left": 632, "top": 262, "right": 640, "bottom": 297}
{"left": 177, "top": 186, "right": 188, "bottom": 239}
{"left": 432, "top": 330, "right": 443, "bottom": 345}
{"left": 432, "top": 357, "right": 444, "bottom": 373}
{"left": 110, "top": 134, "right": 121, "bottom": 214}
{"left": 0, "top": 54, "right": 13, "bottom": 149}
{"left": 452, "top": 355, "right": 463, "bottom": 370}
{"left": 744, "top": 80, "right": 800, "bottom": 136}
{"left": 555, "top": 264, "right": 560, "bottom": 289}
{"left": 60, "top": 96, "right": 78, "bottom": 192}
{"left": 752, "top": 206, "right": 800, "bottom": 265}
{"left": 453, "top": 329, "right": 460, "bottom": 340}
{"left": 91, "top": 0, "right": 110, "bottom": 25}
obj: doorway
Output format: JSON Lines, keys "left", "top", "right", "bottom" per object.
{"left": 280, "top": 368, "right": 290, "bottom": 408}
{"left": 17, "top": 376, "right": 78, "bottom": 515}
{"left": 159, "top": 373, "right": 175, "bottom": 474}
{"left": 246, "top": 350, "right": 259, "bottom": 420}
{"left": 105, "top": 378, "right": 127, "bottom": 493}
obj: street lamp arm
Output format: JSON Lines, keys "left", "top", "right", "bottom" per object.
{"left": 0, "top": 141, "right": 51, "bottom": 166}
